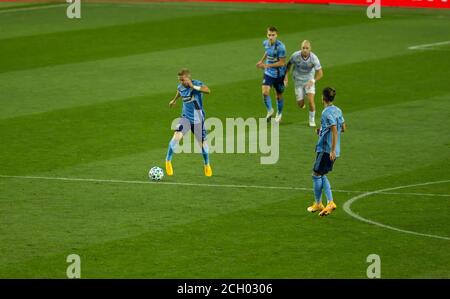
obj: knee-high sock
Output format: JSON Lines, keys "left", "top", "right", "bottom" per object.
{"left": 276, "top": 98, "right": 284, "bottom": 114}
{"left": 322, "top": 175, "right": 333, "bottom": 203}
{"left": 201, "top": 144, "right": 209, "bottom": 165}
{"left": 263, "top": 95, "right": 272, "bottom": 112}
{"left": 165, "top": 139, "right": 178, "bottom": 161}
{"left": 312, "top": 175, "right": 323, "bottom": 204}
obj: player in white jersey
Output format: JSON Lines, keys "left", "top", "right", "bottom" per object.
{"left": 285, "top": 40, "right": 323, "bottom": 127}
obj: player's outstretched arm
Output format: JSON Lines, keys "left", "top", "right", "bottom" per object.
{"left": 169, "top": 91, "right": 180, "bottom": 108}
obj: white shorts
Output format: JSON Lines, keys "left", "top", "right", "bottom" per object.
{"left": 294, "top": 83, "right": 315, "bottom": 101}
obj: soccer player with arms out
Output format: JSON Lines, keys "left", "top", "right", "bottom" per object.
{"left": 308, "top": 87, "right": 346, "bottom": 217}
{"left": 165, "top": 68, "right": 213, "bottom": 177}
{"left": 256, "top": 26, "right": 287, "bottom": 123}
{"left": 285, "top": 40, "right": 323, "bottom": 127}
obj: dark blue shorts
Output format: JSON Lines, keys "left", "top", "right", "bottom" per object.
{"left": 313, "top": 152, "right": 335, "bottom": 175}
{"left": 262, "top": 74, "right": 285, "bottom": 94}
{"left": 174, "top": 117, "right": 207, "bottom": 142}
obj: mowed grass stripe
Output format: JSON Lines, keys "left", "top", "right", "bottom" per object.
{"left": 0, "top": 100, "right": 448, "bottom": 276}
{"left": 2, "top": 17, "right": 448, "bottom": 119}
{"left": 0, "top": 50, "right": 449, "bottom": 175}
{"left": 0, "top": 8, "right": 367, "bottom": 73}
{"left": 1, "top": 190, "right": 448, "bottom": 278}
{"left": 2, "top": 2, "right": 442, "bottom": 41}
{"left": 0, "top": 4, "right": 226, "bottom": 40}
{"left": 0, "top": 176, "right": 305, "bottom": 270}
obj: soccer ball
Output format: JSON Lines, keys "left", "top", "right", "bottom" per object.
{"left": 149, "top": 166, "right": 164, "bottom": 181}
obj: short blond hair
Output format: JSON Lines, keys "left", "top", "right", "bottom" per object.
{"left": 177, "top": 68, "right": 191, "bottom": 76}
{"left": 301, "top": 40, "right": 311, "bottom": 47}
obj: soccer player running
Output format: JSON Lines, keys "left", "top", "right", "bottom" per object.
{"left": 308, "top": 87, "right": 346, "bottom": 216}
{"left": 285, "top": 40, "right": 323, "bottom": 127}
{"left": 165, "top": 68, "right": 213, "bottom": 177}
{"left": 256, "top": 26, "right": 287, "bottom": 123}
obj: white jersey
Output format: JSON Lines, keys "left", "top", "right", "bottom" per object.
{"left": 288, "top": 51, "right": 322, "bottom": 84}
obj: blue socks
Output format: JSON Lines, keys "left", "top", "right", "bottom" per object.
{"left": 165, "top": 139, "right": 178, "bottom": 161}
{"left": 263, "top": 95, "right": 284, "bottom": 114}
{"left": 312, "top": 175, "right": 323, "bottom": 204}
{"left": 313, "top": 175, "right": 334, "bottom": 204}
{"left": 277, "top": 98, "right": 284, "bottom": 114}
{"left": 263, "top": 95, "right": 272, "bottom": 112}
{"left": 201, "top": 144, "right": 209, "bottom": 165}
{"left": 322, "top": 175, "right": 333, "bottom": 203}
{"left": 166, "top": 138, "right": 210, "bottom": 165}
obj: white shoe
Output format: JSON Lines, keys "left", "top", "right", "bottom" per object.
{"left": 309, "top": 120, "right": 316, "bottom": 127}
{"left": 275, "top": 113, "right": 282, "bottom": 123}
{"left": 266, "top": 109, "right": 274, "bottom": 122}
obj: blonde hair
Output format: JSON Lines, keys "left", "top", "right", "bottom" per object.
{"left": 301, "top": 40, "right": 311, "bottom": 47}
{"left": 177, "top": 68, "right": 191, "bottom": 76}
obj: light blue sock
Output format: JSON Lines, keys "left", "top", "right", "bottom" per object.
{"left": 263, "top": 95, "right": 272, "bottom": 112}
{"left": 201, "top": 144, "right": 209, "bottom": 165}
{"left": 165, "top": 139, "right": 178, "bottom": 161}
{"left": 322, "top": 175, "right": 333, "bottom": 203}
{"left": 277, "top": 98, "right": 284, "bottom": 114}
{"left": 312, "top": 175, "right": 323, "bottom": 204}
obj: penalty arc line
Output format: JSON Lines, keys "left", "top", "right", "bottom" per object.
{"left": 343, "top": 180, "right": 450, "bottom": 241}
{"left": 0, "top": 174, "right": 449, "bottom": 198}
{"left": 408, "top": 41, "right": 450, "bottom": 50}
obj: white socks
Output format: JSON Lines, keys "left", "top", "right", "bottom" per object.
{"left": 309, "top": 111, "right": 315, "bottom": 122}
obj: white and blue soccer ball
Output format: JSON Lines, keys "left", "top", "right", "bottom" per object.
{"left": 149, "top": 166, "right": 164, "bottom": 181}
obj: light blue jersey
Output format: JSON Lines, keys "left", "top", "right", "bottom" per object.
{"left": 288, "top": 51, "right": 321, "bottom": 84}
{"left": 316, "top": 105, "right": 345, "bottom": 156}
{"left": 263, "top": 39, "right": 287, "bottom": 79}
{"left": 177, "top": 79, "right": 205, "bottom": 124}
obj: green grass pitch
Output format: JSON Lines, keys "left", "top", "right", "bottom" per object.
{"left": 0, "top": 1, "right": 449, "bottom": 278}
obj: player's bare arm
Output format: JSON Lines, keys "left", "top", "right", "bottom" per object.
{"left": 330, "top": 124, "right": 338, "bottom": 161}
{"left": 284, "top": 60, "right": 292, "bottom": 87}
{"left": 306, "top": 68, "right": 323, "bottom": 89}
{"left": 199, "top": 85, "right": 211, "bottom": 94}
{"left": 342, "top": 122, "right": 347, "bottom": 133}
{"left": 169, "top": 90, "right": 181, "bottom": 107}
{"left": 186, "top": 78, "right": 211, "bottom": 94}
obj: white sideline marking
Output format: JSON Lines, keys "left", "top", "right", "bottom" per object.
{"left": 0, "top": 174, "right": 337, "bottom": 192}
{"left": 343, "top": 180, "right": 450, "bottom": 241}
{"left": 0, "top": 175, "right": 449, "bottom": 198}
{"left": 0, "top": 4, "right": 65, "bottom": 14}
{"left": 408, "top": 41, "right": 450, "bottom": 50}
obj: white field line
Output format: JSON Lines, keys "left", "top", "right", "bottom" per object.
{"left": 0, "top": 174, "right": 449, "bottom": 198}
{"left": 343, "top": 180, "right": 450, "bottom": 241}
{"left": 0, "top": 3, "right": 65, "bottom": 14}
{"left": 408, "top": 41, "right": 450, "bottom": 50}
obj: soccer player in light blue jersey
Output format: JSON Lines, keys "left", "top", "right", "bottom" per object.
{"left": 165, "top": 68, "right": 212, "bottom": 177}
{"left": 256, "top": 26, "right": 287, "bottom": 123}
{"left": 285, "top": 40, "right": 323, "bottom": 127}
{"left": 307, "top": 87, "right": 346, "bottom": 217}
